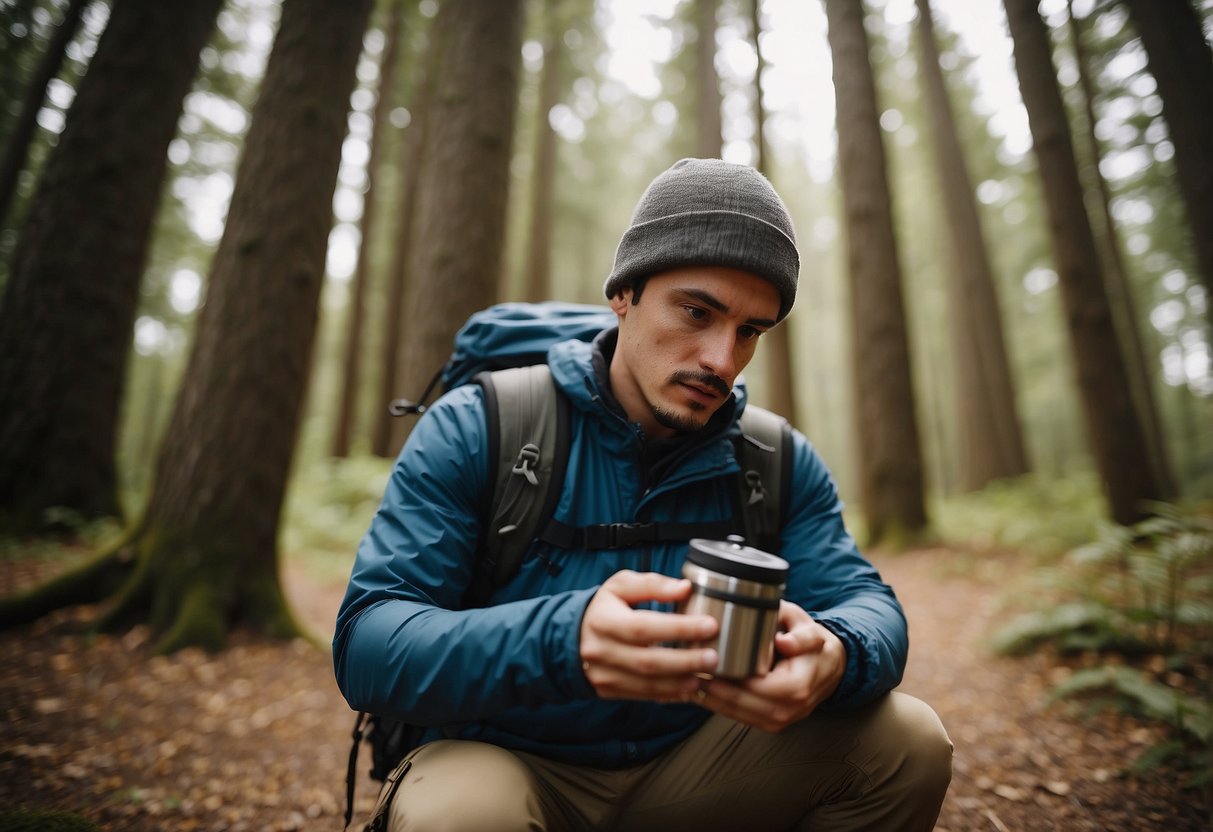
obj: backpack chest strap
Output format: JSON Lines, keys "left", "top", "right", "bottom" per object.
{"left": 538, "top": 518, "right": 736, "bottom": 550}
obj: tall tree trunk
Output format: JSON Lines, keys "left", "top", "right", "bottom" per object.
{"left": 751, "top": 0, "right": 799, "bottom": 426}
{"left": 1002, "top": 0, "right": 1163, "bottom": 524}
{"left": 1121, "top": 0, "right": 1213, "bottom": 327}
{"left": 0, "top": 0, "right": 375, "bottom": 651}
{"left": 914, "top": 0, "right": 1029, "bottom": 492}
{"left": 0, "top": 0, "right": 223, "bottom": 533}
{"left": 0, "top": 0, "right": 88, "bottom": 227}
{"left": 331, "top": 0, "right": 406, "bottom": 459}
{"left": 1068, "top": 0, "right": 1177, "bottom": 498}
{"left": 695, "top": 0, "right": 722, "bottom": 159}
{"left": 372, "top": 20, "right": 440, "bottom": 458}
{"left": 0, "top": 0, "right": 44, "bottom": 148}
{"left": 823, "top": 0, "right": 928, "bottom": 546}
{"left": 523, "top": 0, "right": 562, "bottom": 302}
{"left": 393, "top": 0, "right": 524, "bottom": 444}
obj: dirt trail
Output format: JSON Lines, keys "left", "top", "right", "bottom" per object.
{"left": 0, "top": 547, "right": 1206, "bottom": 830}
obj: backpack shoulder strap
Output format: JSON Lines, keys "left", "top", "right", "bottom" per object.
{"left": 466, "top": 364, "right": 569, "bottom": 606}
{"left": 735, "top": 405, "right": 793, "bottom": 554}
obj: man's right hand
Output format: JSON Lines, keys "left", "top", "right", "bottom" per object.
{"left": 579, "top": 570, "right": 720, "bottom": 703}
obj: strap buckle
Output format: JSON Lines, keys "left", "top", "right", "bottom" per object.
{"left": 583, "top": 522, "right": 654, "bottom": 549}
{"left": 511, "top": 443, "right": 541, "bottom": 485}
{"left": 744, "top": 470, "right": 767, "bottom": 506}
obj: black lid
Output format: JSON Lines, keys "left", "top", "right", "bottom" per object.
{"left": 686, "top": 538, "right": 789, "bottom": 584}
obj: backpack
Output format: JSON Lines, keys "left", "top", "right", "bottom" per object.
{"left": 344, "top": 302, "right": 792, "bottom": 829}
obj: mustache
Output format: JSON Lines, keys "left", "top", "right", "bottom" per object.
{"left": 669, "top": 370, "right": 730, "bottom": 398}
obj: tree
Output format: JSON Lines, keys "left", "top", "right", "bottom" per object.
{"left": 823, "top": 0, "right": 928, "bottom": 545}
{"left": 1002, "top": 0, "right": 1164, "bottom": 524}
{"left": 1066, "top": 0, "right": 1176, "bottom": 498}
{"left": 0, "top": 0, "right": 88, "bottom": 228}
{"left": 392, "top": 0, "right": 525, "bottom": 451}
{"left": 523, "top": 0, "right": 564, "bottom": 302}
{"left": 331, "top": 0, "right": 407, "bottom": 459}
{"left": 695, "top": 0, "right": 722, "bottom": 158}
{"left": 1121, "top": 0, "right": 1213, "bottom": 327}
{"left": 372, "top": 14, "right": 439, "bottom": 458}
{"left": 750, "top": 0, "right": 799, "bottom": 427}
{"left": 913, "top": 0, "right": 1029, "bottom": 492}
{"left": 0, "top": 0, "right": 223, "bottom": 532}
{"left": 0, "top": 0, "right": 375, "bottom": 652}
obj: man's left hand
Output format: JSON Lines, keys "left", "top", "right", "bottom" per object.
{"left": 697, "top": 601, "right": 846, "bottom": 733}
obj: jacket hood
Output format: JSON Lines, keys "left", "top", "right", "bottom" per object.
{"left": 546, "top": 328, "right": 750, "bottom": 429}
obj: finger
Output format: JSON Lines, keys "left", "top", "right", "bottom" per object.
{"left": 587, "top": 605, "right": 719, "bottom": 648}
{"left": 602, "top": 570, "right": 695, "bottom": 605}
{"left": 774, "top": 625, "right": 826, "bottom": 657}
{"left": 696, "top": 681, "right": 795, "bottom": 733}
{"left": 585, "top": 640, "right": 719, "bottom": 678}
{"left": 587, "top": 662, "right": 706, "bottom": 701}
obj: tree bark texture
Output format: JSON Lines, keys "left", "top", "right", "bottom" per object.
{"left": 0, "top": 0, "right": 223, "bottom": 532}
{"left": 1002, "top": 0, "right": 1163, "bottom": 524}
{"left": 914, "top": 0, "right": 1029, "bottom": 492}
{"left": 393, "top": 0, "right": 525, "bottom": 450}
{"left": 751, "top": 0, "right": 799, "bottom": 427}
{"left": 331, "top": 0, "right": 406, "bottom": 459}
{"left": 372, "top": 19, "right": 440, "bottom": 458}
{"left": 0, "top": 0, "right": 88, "bottom": 227}
{"left": 824, "top": 0, "right": 928, "bottom": 545}
{"left": 523, "top": 0, "right": 563, "bottom": 303}
{"left": 1121, "top": 0, "right": 1213, "bottom": 326}
{"left": 695, "top": 0, "right": 723, "bottom": 159}
{"left": 119, "top": 0, "right": 373, "bottom": 651}
{"left": 1068, "top": 1, "right": 1176, "bottom": 498}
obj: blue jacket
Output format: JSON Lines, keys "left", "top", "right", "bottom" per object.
{"left": 333, "top": 332, "right": 907, "bottom": 769}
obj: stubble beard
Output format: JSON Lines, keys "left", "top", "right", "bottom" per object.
{"left": 651, "top": 401, "right": 710, "bottom": 434}
{"left": 651, "top": 369, "right": 729, "bottom": 433}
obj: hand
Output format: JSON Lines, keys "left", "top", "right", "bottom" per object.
{"left": 580, "top": 570, "right": 720, "bottom": 703}
{"left": 698, "top": 600, "right": 846, "bottom": 733}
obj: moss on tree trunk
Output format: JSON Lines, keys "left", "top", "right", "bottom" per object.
{"left": 0, "top": 521, "right": 305, "bottom": 653}
{"left": 0, "top": 0, "right": 372, "bottom": 653}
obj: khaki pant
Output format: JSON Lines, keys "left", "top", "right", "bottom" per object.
{"left": 370, "top": 692, "right": 952, "bottom": 832}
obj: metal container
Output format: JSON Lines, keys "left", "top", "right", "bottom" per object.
{"left": 676, "top": 538, "right": 789, "bottom": 678}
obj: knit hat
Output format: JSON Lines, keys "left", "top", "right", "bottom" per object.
{"left": 603, "top": 158, "right": 799, "bottom": 321}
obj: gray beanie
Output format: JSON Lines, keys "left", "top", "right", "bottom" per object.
{"left": 603, "top": 158, "right": 799, "bottom": 321}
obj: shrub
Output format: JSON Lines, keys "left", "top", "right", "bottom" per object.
{"left": 932, "top": 472, "right": 1104, "bottom": 558}
{"left": 991, "top": 503, "right": 1213, "bottom": 787}
{"left": 280, "top": 455, "right": 393, "bottom": 583}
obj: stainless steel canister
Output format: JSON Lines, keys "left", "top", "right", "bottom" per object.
{"left": 675, "top": 538, "right": 789, "bottom": 678}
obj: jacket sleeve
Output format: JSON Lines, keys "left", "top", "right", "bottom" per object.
{"left": 331, "top": 385, "right": 597, "bottom": 724}
{"left": 779, "top": 431, "right": 908, "bottom": 710}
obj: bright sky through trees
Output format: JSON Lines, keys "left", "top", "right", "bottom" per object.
{"left": 111, "top": 0, "right": 1205, "bottom": 390}
{"left": 600, "top": 0, "right": 1038, "bottom": 175}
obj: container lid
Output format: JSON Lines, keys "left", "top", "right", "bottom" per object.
{"left": 686, "top": 538, "right": 789, "bottom": 584}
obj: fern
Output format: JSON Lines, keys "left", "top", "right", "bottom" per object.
{"left": 991, "top": 504, "right": 1213, "bottom": 786}
{"left": 1047, "top": 666, "right": 1211, "bottom": 742}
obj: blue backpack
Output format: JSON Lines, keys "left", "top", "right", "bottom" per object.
{"left": 346, "top": 302, "right": 792, "bottom": 828}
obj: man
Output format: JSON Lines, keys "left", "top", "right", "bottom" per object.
{"left": 334, "top": 158, "right": 952, "bottom": 831}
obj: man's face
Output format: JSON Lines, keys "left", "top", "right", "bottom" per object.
{"left": 608, "top": 266, "right": 781, "bottom": 438}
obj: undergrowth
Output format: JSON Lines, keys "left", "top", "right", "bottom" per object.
{"left": 0, "top": 512, "right": 122, "bottom": 565}
{"left": 990, "top": 503, "right": 1213, "bottom": 791}
{"left": 280, "top": 454, "right": 392, "bottom": 584}
{"left": 932, "top": 471, "right": 1105, "bottom": 558}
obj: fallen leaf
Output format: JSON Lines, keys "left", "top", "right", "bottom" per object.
{"left": 993, "top": 784, "right": 1026, "bottom": 802}
{"left": 1042, "top": 779, "right": 1072, "bottom": 796}
{"left": 33, "top": 697, "right": 66, "bottom": 714}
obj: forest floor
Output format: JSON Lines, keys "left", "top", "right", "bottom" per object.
{"left": 1, "top": 544, "right": 1208, "bottom": 832}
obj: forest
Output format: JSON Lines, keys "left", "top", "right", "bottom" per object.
{"left": 0, "top": 0, "right": 1210, "bottom": 829}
